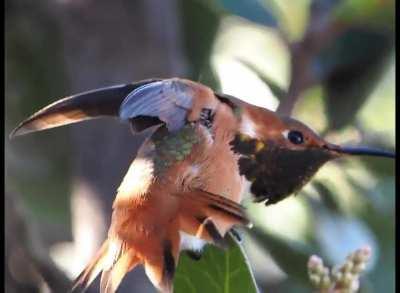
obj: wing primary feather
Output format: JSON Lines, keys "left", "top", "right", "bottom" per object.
{"left": 10, "top": 79, "right": 161, "bottom": 139}
{"left": 176, "top": 189, "right": 251, "bottom": 228}
{"left": 193, "top": 189, "right": 250, "bottom": 226}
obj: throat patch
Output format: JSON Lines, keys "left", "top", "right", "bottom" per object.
{"left": 230, "top": 134, "right": 334, "bottom": 205}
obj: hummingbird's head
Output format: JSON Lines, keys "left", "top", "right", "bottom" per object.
{"left": 232, "top": 107, "right": 395, "bottom": 205}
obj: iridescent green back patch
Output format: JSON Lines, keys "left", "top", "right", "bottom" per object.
{"left": 153, "top": 124, "right": 201, "bottom": 173}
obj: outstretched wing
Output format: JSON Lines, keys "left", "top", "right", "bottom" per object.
{"left": 119, "top": 78, "right": 223, "bottom": 132}
{"left": 10, "top": 78, "right": 236, "bottom": 139}
{"left": 9, "top": 79, "right": 160, "bottom": 138}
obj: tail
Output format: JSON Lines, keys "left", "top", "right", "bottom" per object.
{"left": 71, "top": 240, "right": 139, "bottom": 293}
{"left": 71, "top": 233, "right": 181, "bottom": 293}
{"left": 9, "top": 79, "right": 160, "bottom": 138}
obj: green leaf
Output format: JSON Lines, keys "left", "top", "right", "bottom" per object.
{"left": 174, "top": 234, "right": 259, "bottom": 293}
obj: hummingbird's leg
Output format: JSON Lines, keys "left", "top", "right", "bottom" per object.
{"left": 196, "top": 217, "right": 230, "bottom": 249}
{"left": 184, "top": 227, "right": 241, "bottom": 261}
{"left": 229, "top": 228, "right": 242, "bottom": 242}
{"left": 185, "top": 250, "right": 203, "bottom": 261}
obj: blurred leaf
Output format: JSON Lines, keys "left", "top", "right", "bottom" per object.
{"left": 267, "top": 0, "right": 309, "bottom": 41}
{"left": 174, "top": 234, "right": 259, "bottom": 293}
{"left": 311, "top": 181, "right": 342, "bottom": 214}
{"left": 247, "top": 228, "right": 314, "bottom": 284}
{"left": 316, "top": 28, "right": 393, "bottom": 80}
{"left": 346, "top": 174, "right": 394, "bottom": 215}
{"left": 334, "top": 0, "right": 395, "bottom": 30}
{"left": 179, "top": 0, "right": 221, "bottom": 88}
{"left": 307, "top": 151, "right": 394, "bottom": 291}
{"left": 6, "top": 0, "right": 71, "bottom": 227}
{"left": 314, "top": 28, "right": 394, "bottom": 129}
{"left": 293, "top": 86, "right": 327, "bottom": 133}
{"left": 216, "top": 0, "right": 278, "bottom": 28}
{"left": 6, "top": 0, "right": 67, "bottom": 125}
{"left": 358, "top": 156, "right": 395, "bottom": 179}
{"left": 198, "top": 64, "right": 222, "bottom": 92}
{"left": 236, "top": 58, "right": 287, "bottom": 101}
{"left": 353, "top": 181, "right": 395, "bottom": 292}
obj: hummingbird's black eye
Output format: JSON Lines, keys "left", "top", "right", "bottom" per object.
{"left": 287, "top": 130, "right": 304, "bottom": 145}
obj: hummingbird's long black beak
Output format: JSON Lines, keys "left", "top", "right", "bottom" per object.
{"left": 325, "top": 144, "right": 395, "bottom": 159}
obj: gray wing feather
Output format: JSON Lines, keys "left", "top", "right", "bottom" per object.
{"left": 119, "top": 79, "right": 194, "bottom": 132}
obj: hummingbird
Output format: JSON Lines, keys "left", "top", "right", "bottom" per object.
{"left": 10, "top": 78, "right": 395, "bottom": 293}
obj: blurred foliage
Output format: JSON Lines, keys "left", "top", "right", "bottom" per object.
{"left": 179, "top": 0, "right": 221, "bottom": 89}
{"left": 6, "top": 0, "right": 395, "bottom": 292}
{"left": 247, "top": 228, "right": 314, "bottom": 284}
{"left": 334, "top": 0, "right": 395, "bottom": 29}
{"left": 6, "top": 0, "right": 72, "bottom": 229}
{"left": 317, "top": 27, "right": 394, "bottom": 130}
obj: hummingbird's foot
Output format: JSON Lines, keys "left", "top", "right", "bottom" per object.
{"left": 229, "top": 228, "right": 242, "bottom": 242}
{"left": 186, "top": 250, "right": 203, "bottom": 261}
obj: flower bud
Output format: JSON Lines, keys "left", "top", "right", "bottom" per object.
{"left": 321, "top": 275, "right": 331, "bottom": 289}
{"left": 308, "top": 255, "right": 323, "bottom": 270}
{"left": 342, "top": 272, "right": 354, "bottom": 287}
{"left": 352, "top": 263, "right": 366, "bottom": 274}
{"left": 309, "top": 275, "right": 321, "bottom": 287}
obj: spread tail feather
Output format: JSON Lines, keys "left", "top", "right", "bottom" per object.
{"left": 71, "top": 240, "right": 110, "bottom": 292}
{"left": 71, "top": 240, "right": 139, "bottom": 293}
{"left": 100, "top": 249, "right": 139, "bottom": 293}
